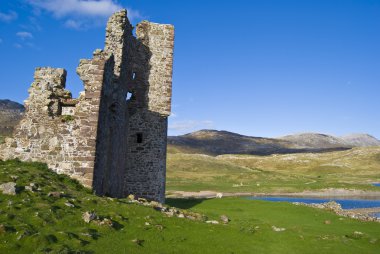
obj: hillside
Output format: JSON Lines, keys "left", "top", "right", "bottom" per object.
{"left": 166, "top": 146, "right": 380, "bottom": 193}
{"left": 280, "top": 133, "right": 346, "bottom": 149}
{"left": 168, "top": 130, "right": 297, "bottom": 155}
{"left": 168, "top": 130, "right": 375, "bottom": 156}
{"left": 0, "top": 99, "right": 24, "bottom": 136}
{"left": 341, "top": 134, "right": 380, "bottom": 147}
{"left": 1, "top": 159, "right": 380, "bottom": 253}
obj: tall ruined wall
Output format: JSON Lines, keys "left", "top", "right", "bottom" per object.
{"left": 0, "top": 51, "right": 114, "bottom": 187}
{"left": 124, "top": 22, "right": 174, "bottom": 203}
{"left": 100, "top": 10, "right": 175, "bottom": 202}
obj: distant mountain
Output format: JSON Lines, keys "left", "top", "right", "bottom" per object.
{"left": 340, "top": 134, "right": 380, "bottom": 147}
{"left": 279, "top": 133, "right": 347, "bottom": 149}
{"left": 167, "top": 130, "right": 359, "bottom": 156}
{"left": 168, "top": 130, "right": 295, "bottom": 155}
{"left": 0, "top": 99, "right": 25, "bottom": 136}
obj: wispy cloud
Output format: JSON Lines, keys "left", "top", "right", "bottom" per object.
{"left": 0, "top": 38, "right": 3, "bottom": 44}
{"left": 14, "top": 43, "right": 23, "bottom": 49}
{"left": 0, "top": 11, "right": 18, "bottom": 22}
{"left": 20, "top": 17, "right": 43, "bottom": 32}
{"left": 170, "top": 112, "right": 178, "bottom": 118}
{"left": 16, "top": 31, "right": 33, "bottom": 40}
{"left": 169, "top": 120, "right": 214, "bottom": 132}
{"left": 64, "top": 19, "right": 83, "bottom": 29}
{"left": 27, "top": 0, "right": 122, "bottom": 18}
{"left": 26, "top": 0, "right": 142, "bottom": 29}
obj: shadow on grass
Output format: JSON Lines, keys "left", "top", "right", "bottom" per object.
{"left": 165, "top": 198, "right": 208, "bottom": 209}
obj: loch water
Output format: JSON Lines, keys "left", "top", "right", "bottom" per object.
{"left": 248, "top": 196, "right": 380, "bottom": 210}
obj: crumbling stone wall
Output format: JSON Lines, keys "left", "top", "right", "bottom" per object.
{"left": 0, "top": 9, "right": 174, "bottom": 203}
{"left": 124, "top": 21, "right": 174, "bottom": 201}
{"left": 0, "top": 51, "right": 114, "bottom": 187}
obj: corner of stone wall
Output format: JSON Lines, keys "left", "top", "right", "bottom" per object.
{"left": 74, "top": 49, "right": 115, "bottom": 188}
{"left": 135, "top": 21, "right": 175, "bottom": 116}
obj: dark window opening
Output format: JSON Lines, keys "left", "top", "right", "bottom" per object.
{"left": 132, "top": 72, "right": 136, "bottom": 80}
{"left": 126, "top": 92, "right": 133, "bottom": 101}
{"left": 109, "top": 103, "right": 117, "bottom": 113}
{"left": 137, "top": 133, "right": 143, "bottom": 143}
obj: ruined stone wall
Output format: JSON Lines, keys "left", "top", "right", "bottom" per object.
{"left": 124, "top": 22, "right": 174, "bottom": 203}
{"left": 0, "top": 10, "right": 174, "bottom": 203}
{"left": 92, "top": 10, "right": 133, "bottom": 198}
{"left": 0, "top": 51, "right": 114, "bottom": 188}
{"left": 99, "top": 11, "right": 175, "bottom": 202}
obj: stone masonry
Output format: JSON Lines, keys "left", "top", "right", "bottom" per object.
{"left": 0, "top": 10, "right": 174, "bottom": 203}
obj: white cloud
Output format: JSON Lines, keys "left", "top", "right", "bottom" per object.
{"left": 0, "top": 11, "right": 18, "bottom": 22}
{"left": 16, "top": 31, "right": 33, "bottom": 40}
{"left": 27, "top": 0, "right": 121, "bottom": 18}
{"left": 125, "top": 8, "right": 142, "bottom": 21}
{"left": 26, "top": 0, "right": 142, "bottom": 29}
{"left": 27, "top": 0, "right": 141, "bottom": 19}
{"left": 14, "top": 43, "right": 23, "bottom": 49}
{"left": 169, "top": 120, "right": 214, "bottom": 132}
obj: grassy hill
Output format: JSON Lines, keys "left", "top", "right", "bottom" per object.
{"left": 1, "top": 159, "right": 380, "bottom": 253}
{"left": 167, "top": 147, "right": 380, "bottom": 193}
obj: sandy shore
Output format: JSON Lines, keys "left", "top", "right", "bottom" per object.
{"left": 166, "top": 188, "right": 380, "bottom": 199}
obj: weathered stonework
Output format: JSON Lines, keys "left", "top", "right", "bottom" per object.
{"left": 0, "top": 10, "right": 174, "bottom": 203}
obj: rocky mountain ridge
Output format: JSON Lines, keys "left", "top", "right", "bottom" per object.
{"left": 168, "top": 130, "right": 380, "bottom": 155}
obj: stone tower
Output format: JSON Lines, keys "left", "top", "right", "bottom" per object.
{"left": 0, "top": 10, "right": 174, "bottom": 203}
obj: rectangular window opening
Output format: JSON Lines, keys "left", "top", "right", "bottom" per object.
{"left": 137, "top": 133, "right": 143, "bottom": 143}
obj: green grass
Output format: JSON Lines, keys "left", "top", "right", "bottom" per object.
{"left": 0, "top": 159, "right": 380, "bottom": 253}
{"left": 0, "top": 136, "right": 4, "bottom": 144}
{"left": 167, "top": 147, "right": 380, "bottom": 193}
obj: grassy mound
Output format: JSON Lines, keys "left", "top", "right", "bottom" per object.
{"left": 0, "top": 160, "right": 379, "bottom": 253}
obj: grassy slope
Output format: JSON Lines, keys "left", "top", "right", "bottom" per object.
{"left": 1, "top": 160, "right": 380, "bottom": 253}
{"left": 167, "top": 147, "right": 380, "bottom": 193}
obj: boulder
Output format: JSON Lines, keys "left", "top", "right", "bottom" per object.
{"left": 0, "top": 182, "right": 17, "bottom": 195}
{"left": 82, "top": 211, "right": 97, "bottom": 223}
{"left": 220, "top": 215, "right": 230, "bottom": 224}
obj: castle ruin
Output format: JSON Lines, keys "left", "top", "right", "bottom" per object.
{"left": 0, "top": 10, "right": 174, "bottom": 203}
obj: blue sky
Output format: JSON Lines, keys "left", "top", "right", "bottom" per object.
{"left": 0, "top": 0, "right": 379, "bottom": 138}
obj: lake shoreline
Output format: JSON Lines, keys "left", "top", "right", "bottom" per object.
{"left": 167, "top": 188, "right": 380, "bottom": 199}
{"left": 167, "top": 189, "right": 380, "bottom": 222}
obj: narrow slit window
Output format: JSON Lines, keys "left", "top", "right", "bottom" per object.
{"left": 132, "top": 72, "right": 136, "bottom": 80}
{"left": 137, "top": 133, "right": 143, "bottom": 143}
